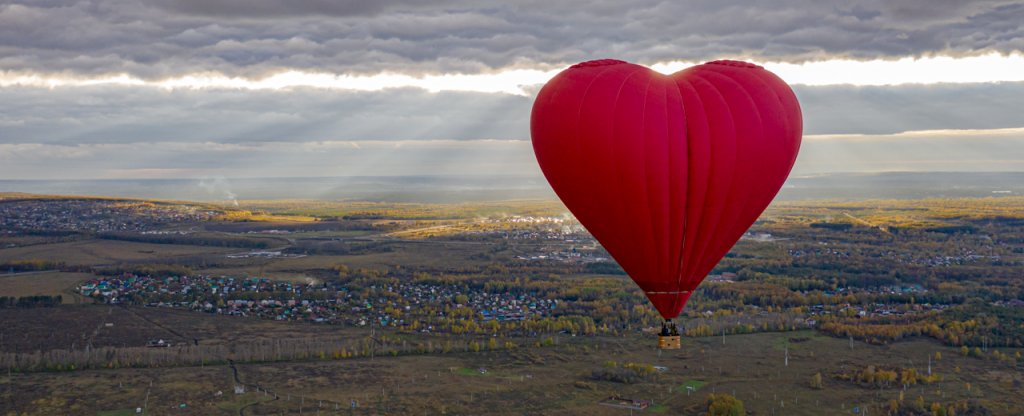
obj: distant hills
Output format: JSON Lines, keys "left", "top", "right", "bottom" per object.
{"left": 777, "top": 171, "right": 1024, "bottom": 200}
{"left": 1, "top": 172, "right": 1021, "bottom": 203}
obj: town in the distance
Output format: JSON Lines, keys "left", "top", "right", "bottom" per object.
{"left": 1, "top": 190, "right": 1022, "bottom": 415}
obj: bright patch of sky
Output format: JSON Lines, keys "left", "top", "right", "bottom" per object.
{"left": 4, "top": 53, "right": 1023, "bottom": 96}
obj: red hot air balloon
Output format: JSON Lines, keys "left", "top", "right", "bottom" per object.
{"left": 531, "top": 59, "right": 802, "bottom": 339}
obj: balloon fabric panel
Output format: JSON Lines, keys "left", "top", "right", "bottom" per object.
{"left": 531, "top": 59, "right": 802, "bottom": 319}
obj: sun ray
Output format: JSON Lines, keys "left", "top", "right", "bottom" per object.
{"left": 3, "top": 53, "right": 1023, "bottom": 95}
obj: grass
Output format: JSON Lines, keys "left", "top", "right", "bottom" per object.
{"left": 238, "top": 199, "right": 568, "bottom": 220}
{"left": 223, "top": 213, "right": 319, "bottom": 222}
{"left": 196, "top": 267, "right": 321, "bottom": 284}
{"left": 2, "top": 195, "right": 1022, "bottom": 414}
{"left": 647, "top": 403, "right": 670, "bottom": 413}
{"left": 215, "top": 395, "right": 276, "bottom": 413}
{"left": 680, "top": 379, "right": 707, "bottom": 392}
{"left": 0, "top": 271, "right": 95, "bottom": 302}
{"left": 266, "top": 230, "right": 373, "bottom": 238}
{"left": 6, "top": 328, "right": 1024, "bottom": 415}
{"left": 96, "top": 410, "right": 137, "bottom": 416}
{"left": 268, "top": 241, "right": 496, "bottom": 271}
{"left": 455, "top": 367, "right": 491, "bottom": 376}
{"left": 769, "top": 330, "right": 824, "bottom": 351}
{"left": 0, "top": 238, "right": 235, "bottom": 265}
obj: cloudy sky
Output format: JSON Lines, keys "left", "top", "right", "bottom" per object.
{"left": 2, "top": 0, "right": 1023, "bottom": 180}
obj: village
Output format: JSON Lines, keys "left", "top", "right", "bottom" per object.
{"left": 787, "top": 240, "right": 1001, "bottom": 267}
{"left": 0, "top": 198, "right": 217, "bottom": 234}
{"left": 75, "top": 270, "right": 958, "bottom": 344}
{"left": 513, "top": 244, "right": 610, "bottom": 263}
{"left": 79, "top": 274, "right": 558, "bottom": 332}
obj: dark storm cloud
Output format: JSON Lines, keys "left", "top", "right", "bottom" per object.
{"left": 1, "top": 0, "right": 1022, "bottom": 78}
{"left": 158, "top": 0, "right": 466, "bottom": 17}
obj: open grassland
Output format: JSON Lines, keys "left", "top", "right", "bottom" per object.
{"left": 213, "top": 211, "right": 319, "bottom": 223}
{"left": 264, "top": 240, "right": 507, "bottom": 273}
{"left": 241, "top": 196, "right": 1024, "bottom": 227}
{"left": 766, "top": 196, "right": 1024, "bottom": 228}
{"left": 193, "top": 267, "right": 321, "bottom": 284}
{"left": 2, "top": 330, "right": 1021, "bottom": 415}
{"left": 0, "top": 271, "right": 94, "bottom": 304}
{"left": 0, "top": 305, "right": 370, "bottom": 353}
{"left": 238, "top": 199, "right": 569, "bottom": 220}
{"left": 0, "top": 193, "right": 220, "bottom": 208}
{"left": 0, "top": 239, "right": 236, "bottom": 266}
{"left": 0, "top": 236, "right": 57, "bottom": 249}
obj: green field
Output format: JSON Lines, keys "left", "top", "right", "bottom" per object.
{"left": 680, "top": 379, "right": 706, "bottom": 392}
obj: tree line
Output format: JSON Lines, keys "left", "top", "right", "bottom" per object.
{"left": 0, "top": 295, "right": 62, "bottom": 308}
{"left": 0, "top": 332, "right": 542, "bottom": 373}
{"left": 97, "top": 232, "right": 276, "bottom": 249}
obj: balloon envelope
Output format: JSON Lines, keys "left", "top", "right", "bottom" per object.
{"left": 530, "top": 59, "right": 802, "bottom": 319}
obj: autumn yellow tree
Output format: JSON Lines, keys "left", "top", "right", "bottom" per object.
{"left": 810, "top": 372, "right": 823, "bottom": 389}
{"left": 706, "top": 393, "right": 745, "bottom": 416}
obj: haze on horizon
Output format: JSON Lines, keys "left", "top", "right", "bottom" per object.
{"left": 2, "top": 0, "right": 1024, "bottom": 182}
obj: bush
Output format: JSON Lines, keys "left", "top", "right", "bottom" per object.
{"left": 810, "top": 372, "right": 823, "bottom": 389}
{"left": 706, "top": 393, "right": 745, "bottom": 416}
{"left": 591, "top": 361, "right": 657, "bottom": 384}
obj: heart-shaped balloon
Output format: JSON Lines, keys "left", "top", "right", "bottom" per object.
{"left": 531, "top": 59, "right": 802, "bottom": 319}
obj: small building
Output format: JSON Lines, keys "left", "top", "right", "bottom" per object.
{"left": 598, "top": 396, "right": 650, "bottom": 410}
{"left": 146, "top": 339, "right": 171, "bottom": 348}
